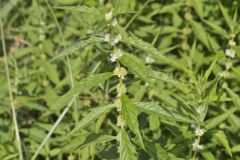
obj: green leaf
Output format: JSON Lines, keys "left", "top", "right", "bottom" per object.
{"left": 122, "top": 36, "right": 162, "bottom": 55}
{"left": 64, "top": 104, "right": 114, "bottom": 139}
{"left": 43, "top": 61, "right": 60, "bottom": 84}
{"left": 51, "top": 72, "right": 113, "bottom": 110}
{"left": 119, "top": 53, "right": 189, "bottom": 94}
{"left": 204, "top": 107, "right": 238, "bottom": 130}
{"left": 63, "top": 132, "right": 115, "bottom": 151}
{"left": 122, "top": 36, "right": 197, "bottom": 86}
{"left": 159, "top": 2, "right": 184, "bottom": 14}
{"left": 201, "top": 151, "right": 215, "bottom": 160}
{"left": 54, "top": 5, "right": 100, "bottom": 14}
{"left": 203, "top": 58, "right": 217, "bottom": 83}
{"left": 199, "top": 98, "right": 209, "bottom": 123}
{"left": 121, "top": 94, "right": 144, "bottom": 148}
{"left": 203, "top": 20, "right": 228, "bottom": 38}
{"left": 135, "top": 102, "right": 194, "bottom": 124}
{"left": 232, "top": 145, "right": 240, "bottom": 153}
{"left": 119, "top": 129, "right": 137, "bottom": 160}
{"left": 225, "top": 87, "right": 240, "bottom": 108}
{"left": 50, "top": 37, "right": 101, "bottom": 61}
{"left": 192, "top": 0, "right": 204, "bottom": 19}
{"left": 119, "top": 53, "right": 154, "bottom": 85}
{"left": 213, "top": 130, "right": 232, "bottom": 157}
{"left": 218, "top": 2, "right": 233, "bottom": 30}
{"left": 190, "top": 20, "right": 210, "bottom": 50}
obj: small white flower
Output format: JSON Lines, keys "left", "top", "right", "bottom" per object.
{"left": 225, "top": 61, "right": 232, "bottom": 70}
{"left": 109, "top": 54, "right": 117, "bottom": 63}
{"left": 111, "top": 34, "right": 122, "bottom": 45}
{"left": 190, "top": 123, "right": 196, "bottom": 129}
{"left": 116, "top": 115, "right": 125, "bottom": 127}
{"left": 189, "top": 78, "right": 193, "bottom": 83}
{"left": 195, "top": 128, "right": 205, "bottom": 137}
{"left": 192, "top": 139, "right": 204, "bottom": 151}
{"left": 225, "top": 49, "right": 235, "bottom": 58}
{"left": 109, "top": 49, "right": 123, "bottom": 63}
{"left": 114, "top": 67, "right": 127, "bottom": 79}
{"left": 111, "top": 18, "right": 118, "bottom": 26}
{"left": 198, "top": 145, "right": 204, "bottom": 150}
{"left": 145, "top": 56, "right": 155, "bottom": 64}
{"left": 228, "top": 40, "right": 236, "bottom": 47}
{"left": 103, "top": 33, "right": 111, "bottom": 43}
{"left": 195, "top": 105, "right": 202, "bottom": 114}
{"left": 105, "top": 10, "right": 113, "bottom": 21}
{"left": 116, "top": 83, "right": 127, "bottom": 96}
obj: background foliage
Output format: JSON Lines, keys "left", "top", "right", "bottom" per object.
{"left": 1, "top": 0, "right": 240, "bottom": 159}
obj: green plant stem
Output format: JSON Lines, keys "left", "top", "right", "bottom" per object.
{"left": 31, "top": 0, "right": 78, "bottom": 159}
{"left": 0, "top": 13, "right": 24, "bottom": 160}
{"left": 31, "top": 99, "right": 74, "bottom": 160}
{"left": 124, "top": 0, "right": 152, "bottom": 30}
{"left": 43, "top": 0, "right": 78, "bottom": 122}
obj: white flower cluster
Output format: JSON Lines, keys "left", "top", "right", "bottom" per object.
{"left": 145, "top": 56, "right": 155, "bottom": 64}
{"left": 225, "top": 37, "right": 236, "bottom": 59}
{"left": 105, "top": 10, "right": 118, "bottom": 27}
{"left": 192, "top": 139, "right": 204, "bottom": 151}
{"left": 225, "top": 49, "right": 235, "bottom": 58}
{"left": 114, "top": 67, "right": 127, "bottom": 79}
{"left": 109, "top": 49, "right": 123, "bottom": 63}
{"left": 104, "top": 10, "right": 126, "bottom": 127}
{"left": 103, "top": 33, "right": 122, "bottom": 46}
{"left": 195, "top": 128, "right": 205, "bottom": 137}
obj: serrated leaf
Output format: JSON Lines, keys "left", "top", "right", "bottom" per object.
{"left": 204, "top": 107, "right": 238, "bottom": 130}
{"left": 119, "top": 129, "right": 137, "bottom": 160}
{"left": 159, "top": 2, "right": 184, "bottom": 14}
{"left": 190, "top": 20, "right": 210, "bottom": 49}
{"left": 135, "top": 102, "right": 194, "bottom": 124}
{"left": 232, "top": 145, "right": 240, "bottom": 153}
{"left": 225, "top": 87, "right": 240, "bottom": 108}
{"left": 54, "top": 5, "right": 100, "bottom": 14}
{"left": 201, "top": 151, "right": 215, "bottom": 160}
{"left": 218, "top": 2, "right": 233, "bottom": 30}
{"left": 121, "top": 94, "right": 144, "bottom": 148}
{"left": 43, "top": 61, "right": 60, "bottom": 84}
{"left": 203, "top": 20, "right": 228, "bottom": 38}
{"left": 51, "top": 72, "right": 113, "bottom": 110}
{"left": 203, "top": 58, "right": 217, "bottom": 83}
{"left": 119, "top": 53, "right": 189, "bottom": 94}
{"left": 51, "top": 37, "right": 101, "bottom": 61}
{"left": 213, "top": 130, "right": 232, "bottom": 157}
{"left": 192, "top": 0, "right": 204, "bottom": 19}
{"left": 64, "top": 104, "right": 114, "bottom": 139}
{"left": 63, "top": 132, "right": 115, "bottom": 151}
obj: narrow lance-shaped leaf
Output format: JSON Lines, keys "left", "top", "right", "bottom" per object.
{"left": 43, "top": 61, "right": 60, "bottom": 84}
{"left": 218, "top": 2, "right": 233, "bottom": 30}
{"left": 51, "top": 37, "right": 101, "bottom": 61}
{"left": 203, "top": 20, "right": 229, "bottom": 38}
{"left": 121, "top": 94, "right": 144, "bottom": 148}
{"left": 213, "top": 130, "right": 232, "bottom": 157}
{"left": 64, "top": 104, "right": 114, "bottom": 139}
{"left": 190, "top": 20, "right": 210, "bottom": 50}
{"left": 201, "top": 152, "right": 216, "bottom": 160}
{"left": 121, "top": 36, "right": 198, "bottom": 87}
{"left": 204, "top": 107, "right": 238, "bottom": 130}
{"left": 135, "top": 102, "right": 194, "bottom": 124}
{"left": 51, "top": 72, "right": 113, "bottom": 110}
{"left": 119, "top": 128, "right": 137, "bottom": 160}
{"left": 119, "top": 53, "right": 189, "bottom": 93}
{"left": 54, "top": 5, "right": 100, "bottom": 14}
{"left": 192, "top": 0, "right": 204, "bottom": 19}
